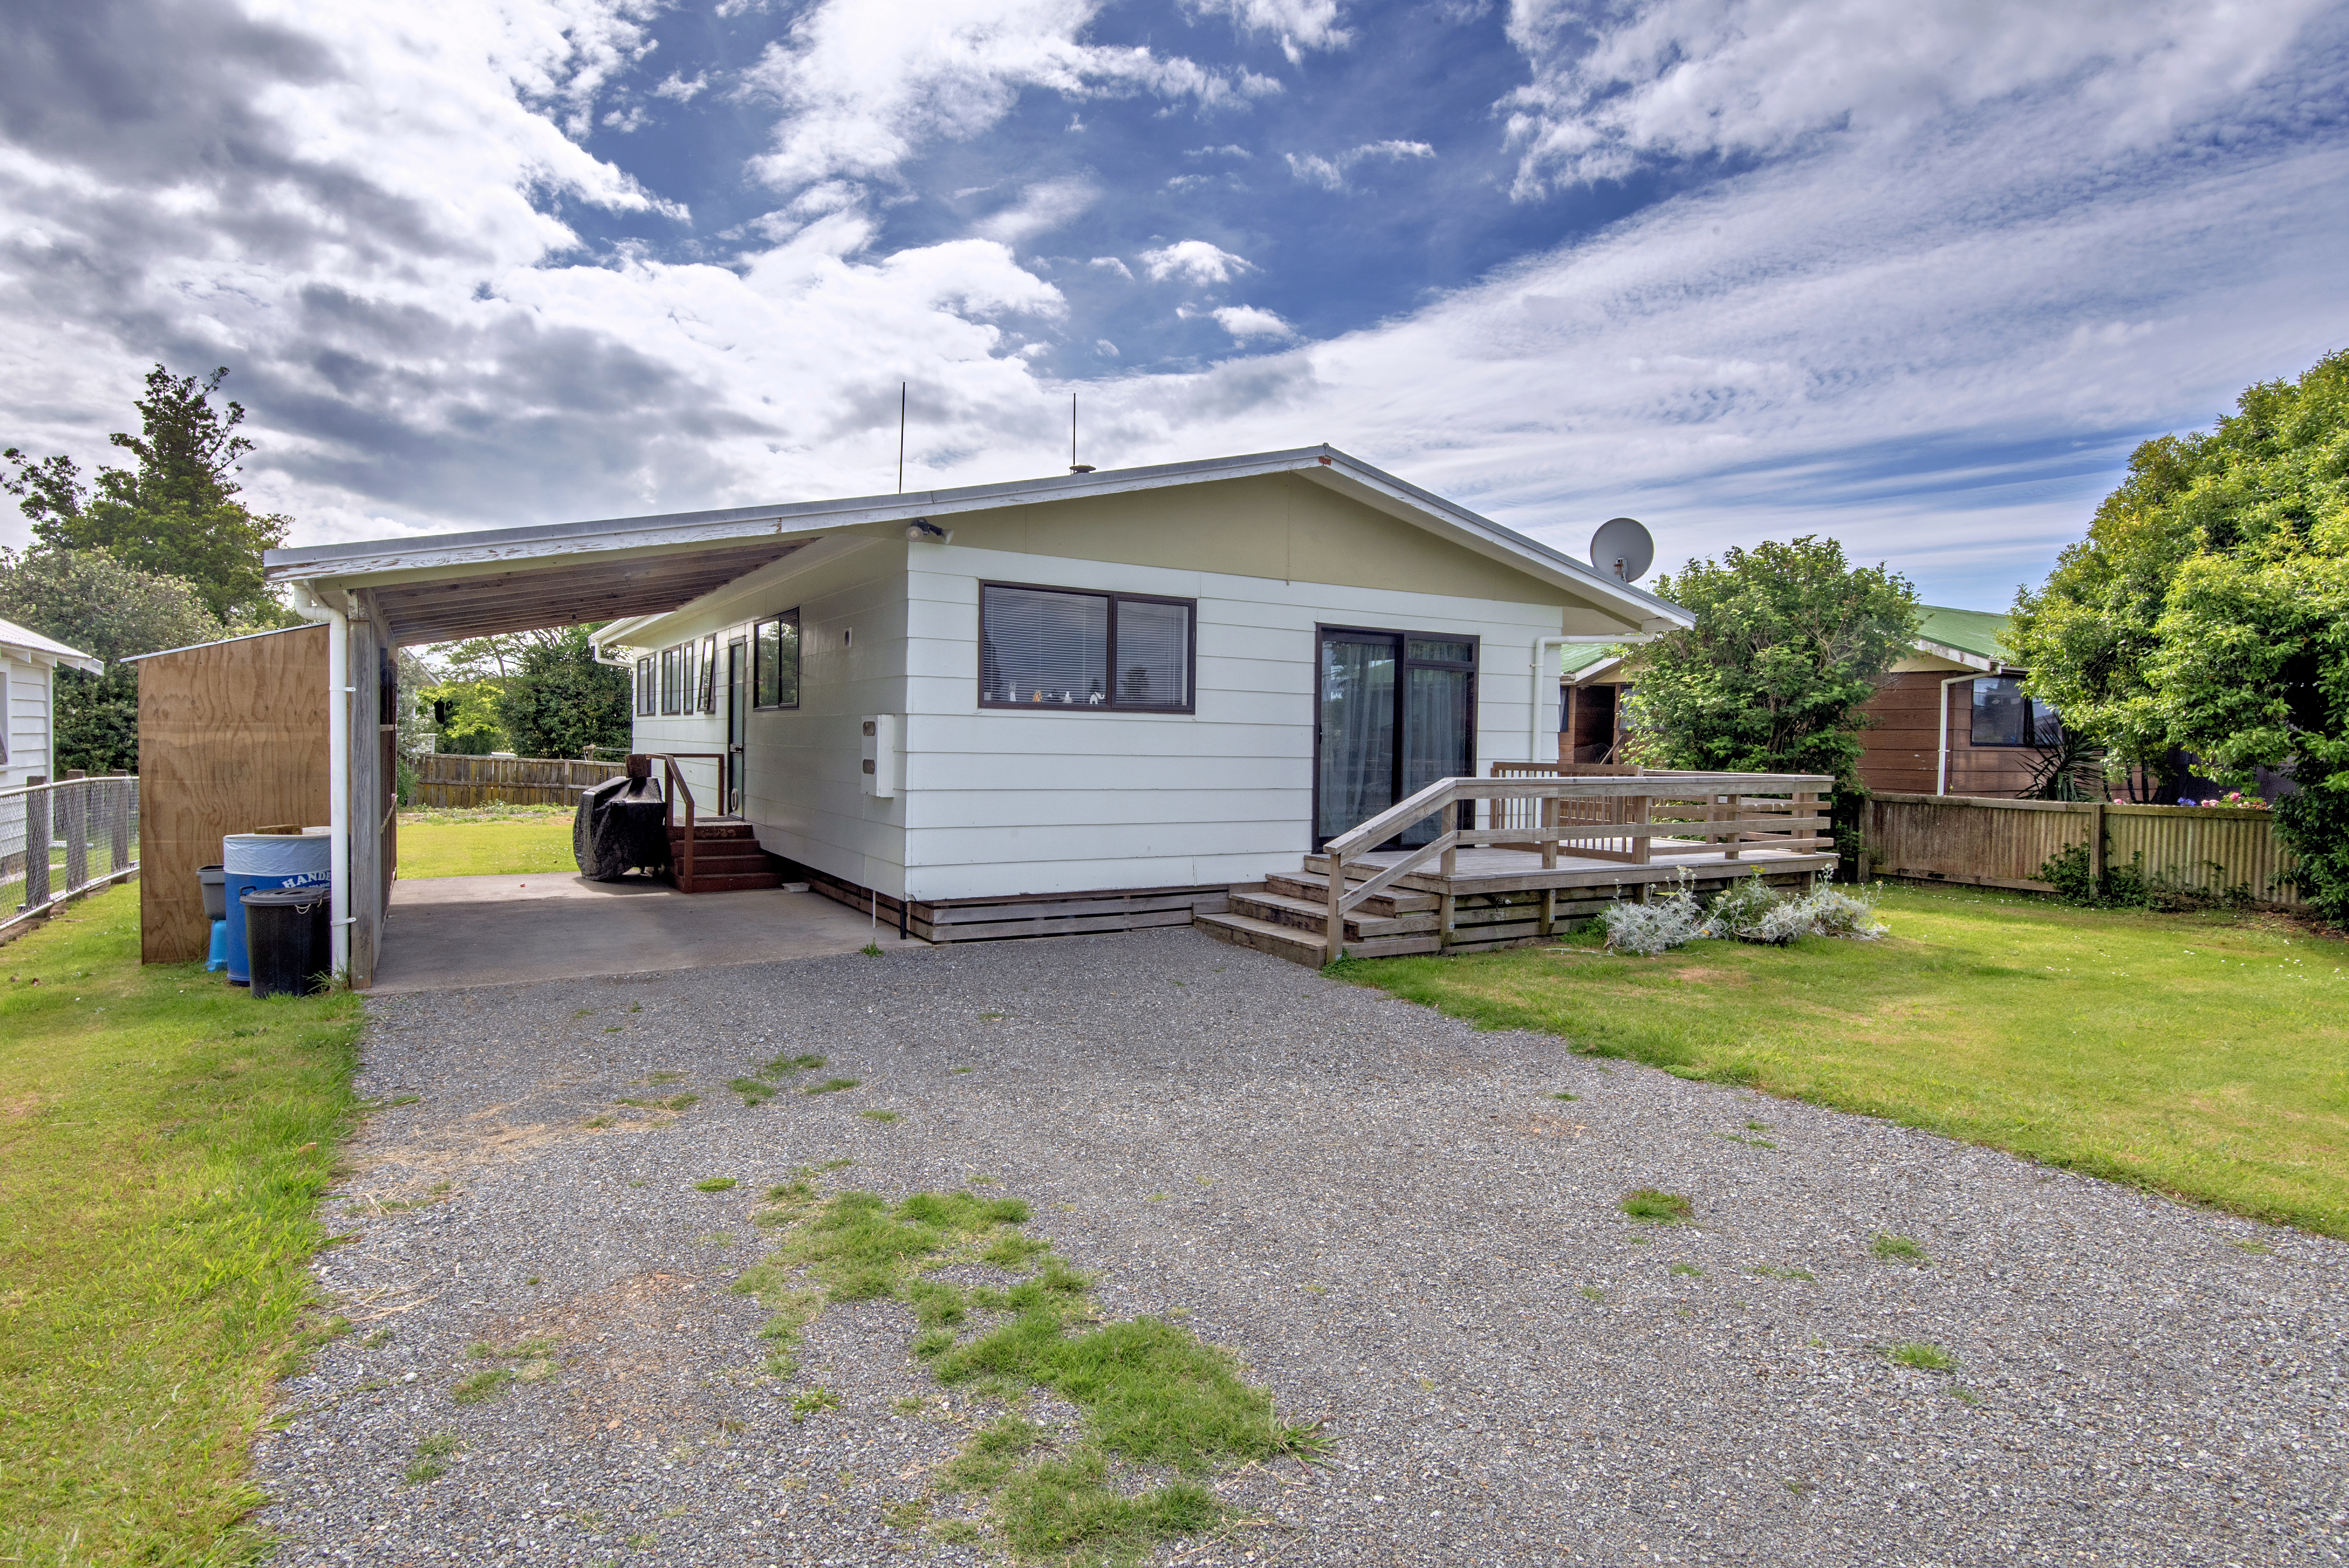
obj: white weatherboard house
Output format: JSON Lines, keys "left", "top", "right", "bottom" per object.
{"left": 2, "top": 617, "right": 102, "bottom": 788}
{"left": 587, "top": 447, "right": 1690, "bottom": 907}
{"left": 266, "top": 446, "right": 1834, "bottom": 986}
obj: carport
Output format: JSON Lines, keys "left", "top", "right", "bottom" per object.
{"left": 263, "top": 492, "right": 935, "bottom": 988}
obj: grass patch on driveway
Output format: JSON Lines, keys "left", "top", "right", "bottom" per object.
{"left": 0, "top": 885, "right": 364, "bottom": 1564}
{"left": 1331, "top": 886, "right": 2348, "bottom": 1237}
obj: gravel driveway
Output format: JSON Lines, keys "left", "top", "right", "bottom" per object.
{"left": 259, "top": 927, "right": 2348, "bottom": 1566}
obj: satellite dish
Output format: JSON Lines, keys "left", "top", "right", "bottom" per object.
{"left": 1589, "top": 517, "right": 1654, "bottom": 584}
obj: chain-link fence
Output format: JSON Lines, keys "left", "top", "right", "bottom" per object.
{"left": 2, "top": 775, "right": 141, "bottom": 939}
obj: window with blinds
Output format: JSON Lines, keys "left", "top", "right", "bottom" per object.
{"left": 979, "top": 583, "right": 1194, "bottom": 713}
{"left": 754, "top": 611, "right": 800, "bottom": 709}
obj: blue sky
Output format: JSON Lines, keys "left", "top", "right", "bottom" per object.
{"left": 2, "top": 0, "right": 2346, "bottom": 610}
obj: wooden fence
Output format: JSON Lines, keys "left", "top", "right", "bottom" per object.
{"left": 410, "top": 754, "right": 618, "bottom": 809}
{"left": 1862, "top": 792, "right": 2305, "bottom": 906}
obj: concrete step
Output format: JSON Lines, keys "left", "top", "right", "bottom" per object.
{"left": 1263, "top": 869, "right": 1439, "bottom": 916}
{"left": 1192, "top": 910, "right": 1442, "bottom": 967}
{"left": 1226, "top": 886, "right": 1436, "bottom": 940}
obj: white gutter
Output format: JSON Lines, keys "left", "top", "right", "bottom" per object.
{"left": 1934, "top": 673, "right": 1976, "bottom": 796}
{"left": 290, "top": 582, "right": 354, "bottom": 979}
{"left": 1531, "top": 634, "right": 1648, "bottom": 763}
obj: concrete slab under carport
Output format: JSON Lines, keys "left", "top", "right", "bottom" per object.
{"left": 371, "top": 873, "right": 898, "bottom": 994}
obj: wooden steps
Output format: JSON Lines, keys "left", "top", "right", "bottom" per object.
{"left": 665, "top": 819, "right": 787, "bottom": 894}
{"left": 1191, "top": 905, "right": 1441, "bottom": 966}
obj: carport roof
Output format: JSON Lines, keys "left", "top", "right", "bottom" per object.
{"left": 264, "top": 444, "right": 1691, "bottom": 647}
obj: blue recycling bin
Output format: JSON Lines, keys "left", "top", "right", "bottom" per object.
{"left": 223, "top": 832, "right": 331, "bottom": 985}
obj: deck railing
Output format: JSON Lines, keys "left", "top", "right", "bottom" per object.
{"left": 1319, "top": 769, "right": 1834, "bottom": 960}
{"left": 2, "top": 774, "right": 141, "bottom": 944}
{"left": 644, "top": 753, "right": 729, "bottom": 889}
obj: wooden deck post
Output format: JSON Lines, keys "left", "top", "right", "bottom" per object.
{"left": 1324, "top": 846, "right": 1346, "bottom": 964}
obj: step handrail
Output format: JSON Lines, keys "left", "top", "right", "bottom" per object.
{"left": 642, "top": 752, "right": 728, "bottom": 889}
{"left": 1319, "top": 769, "right": 1834, "bottom": 960}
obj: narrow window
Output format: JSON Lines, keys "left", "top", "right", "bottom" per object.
{"left": 699, "top": 634, "right": 719, "bottom": 713}
{"left": 660, "top": 645, "right": 681, "bottom": 715}
{"left": 635, "top": 657, "right": 654, "bottom": 717}
{"left": 978, "top": 584, "right": 1194, "bottom": 713}
{"left": 753, "top": 611, "right": 800, "bottom": 709}
{"left": 680, "top": 639, "right": 699, "bottom": 716}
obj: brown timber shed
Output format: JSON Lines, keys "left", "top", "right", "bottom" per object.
{"left": 130, "top": 625, "right": 334, "bottom": 964}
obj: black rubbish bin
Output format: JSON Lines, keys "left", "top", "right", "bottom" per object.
{"left": 242, "top": 887, "right": 331, "bottom": 1000}
{"left": 199, "top": 864, "right": 227, "bottom": 921}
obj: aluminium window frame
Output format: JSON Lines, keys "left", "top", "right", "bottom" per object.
{"left": 634, "top": 656, "right": 654, "bottom": 718}
{"left": 1309, "top": 624, "right": 1481, "bottom": 852}
{"left": 752, "top": 609, "right": 802, "bottom": 712}
{"left": 1966, "top": 674, "right": 2058, "bottom": 748}
{"left": 976, "top": 579, "right": 1198, "bottom": 715}
{"left": 658, "top": 645, "right": 682, "bottom": 716}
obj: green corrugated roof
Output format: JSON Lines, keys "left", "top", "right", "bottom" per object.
{"left": 1914, "top": 605, "right": 2013, "bottom": 664}
{"left": 1556, "top": 604, "right": 2014, "bottom": 678}
{"left": 1560, "top": 643, "right": 1623, "bottom": 675}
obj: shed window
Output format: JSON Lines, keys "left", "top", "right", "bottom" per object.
{"left": 979, "top": 583, "right": 1194, "bottom": 713}
{"left": 635, "top": 656, "right": 654, "bottom": 717}
{"left": 754, "top": 612, "right": 800, "bottom": 709}
{"left": 1969, "top": 676, "right": 2060, "bottom": 747}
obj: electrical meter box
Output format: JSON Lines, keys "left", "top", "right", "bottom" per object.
{"left": 859, "top": 715, "right": 897, "bottom": 798}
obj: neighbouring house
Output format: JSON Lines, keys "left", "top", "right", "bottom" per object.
{"left": 2, "top": 616, "right": 102, "bottom": 788}
{"left": 264, "top": 446, "right": 1839, "bottom": 984}
{"left": 1557, "top": 606, "right": 2052, "bottom": 796}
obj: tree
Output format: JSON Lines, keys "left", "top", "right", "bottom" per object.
{"left": 495, "top": 626, "right": 631, "bottom": 760}
{"left": 4, "top": 365, "right": 292, "bottom": 624}
{"left": 0, "top": 547, "right": 225, "bottom": 774}
{"left": 1623, "top": 537, "right": 1921, "bottom": 786}
{"left": 2010, "top": 350, "right": 2349, "bottom": 920}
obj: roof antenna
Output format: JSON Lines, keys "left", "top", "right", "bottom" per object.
{"left": 897, "top": 382, "right": 907, "bottom": 493}
{"left": 1069, "top": 392, "right": 1093, "bottom": 474}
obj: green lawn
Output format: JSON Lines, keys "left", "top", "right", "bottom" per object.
{"left": 396, "top": 806, "right": 575, "bottom": 878}
{"left": 0, "top": 884, "right": 365, "bottom": 1565}
{"left": 1333, "top": 885, "right": 2349, "bottom": 1238}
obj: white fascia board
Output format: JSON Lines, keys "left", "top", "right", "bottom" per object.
{"left": 1563, "top": 655, "right": 1625, "bottom": 684}
{"left": 1912, "top": 638, "right": 2001, "bottom": 673}
{"left": 0, "top": 617, "right": 101, "bottom": 673}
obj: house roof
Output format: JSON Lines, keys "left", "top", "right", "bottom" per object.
{"left": 1560, "top": 644, "right": 1624, "bottom": 680}
{"left": 0, "top": 616, "right": 102, "bottom": 674}
{"left": 1912, "top": 605, "right": 2017, "bottom": 672}
{"left": 264, "top": 445, "right": 1693, "bottom": 648}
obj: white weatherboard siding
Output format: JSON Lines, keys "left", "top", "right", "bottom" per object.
{"left": 625, "top": 540, "right": 911, "bottom": 897}
{"left": 3, "top": 654, "right": 51, "bottom": 787}
{"left": 902, "top": 544, "right": 1556, "bottom": 902}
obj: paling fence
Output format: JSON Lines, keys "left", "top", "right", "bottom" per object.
{"left": 411, "top": 753, "right": 618, "bottom": 809}
{"left": 1862, "top": 791, "right": 2305, "bottom": 907}
{"left": 2, "top": 775, "right": 141, "bottom": 940}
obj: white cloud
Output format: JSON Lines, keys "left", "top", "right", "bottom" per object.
{"left": 971, "top": 177, "right": 1097, "bottom": 244}
{"left": 1188, "top": 0, "right": 1351, "bottom": 62}
{"left": 1501, "top": 0, "right": 2331, "bottom": 195}
{"left": 1185, "top": 143, "right": 1253, "bottom": 160}
{"left": 1140, "top": 239, "right": 1253, "bottom": 285}
{"left": 654, "top": 70, "right": 711, "bottom": 102}
{"left": 743, "top": 0, "right": 1277, "bottom": 194}
{"left": 1087, "top": 256, "right": 1135, "bottom": 280}
{"left": 1212, "top": 305, "right": 1294, "bottom": 340}
{"left": 1284, "top": 138, "right": 1433, "bottom": 191}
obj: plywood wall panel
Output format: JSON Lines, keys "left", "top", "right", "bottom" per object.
{"left": 137, "top": 626, "right": 330, "bottom": 963}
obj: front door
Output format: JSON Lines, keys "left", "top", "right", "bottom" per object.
{"left": 1314, "top": 628, "right": 1477, "bottom": 848}
{"left": 724, "top": 637, "right": 747, "bottom": 816}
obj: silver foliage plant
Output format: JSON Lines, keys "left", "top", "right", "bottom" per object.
{"left": 1597, "top": 873, "right": 1886, "bottom": 955}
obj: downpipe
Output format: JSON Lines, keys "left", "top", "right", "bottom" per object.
{"left": 290, "top": 581, "right": 355, "bottom": 980}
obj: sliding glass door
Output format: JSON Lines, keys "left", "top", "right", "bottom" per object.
{"left": 1315, "top": 628, "right": 1477, "bottom": 848}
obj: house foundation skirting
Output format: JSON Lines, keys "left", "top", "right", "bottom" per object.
{"left": 792, "top": 864, "right": 1232, "bottom": 944}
